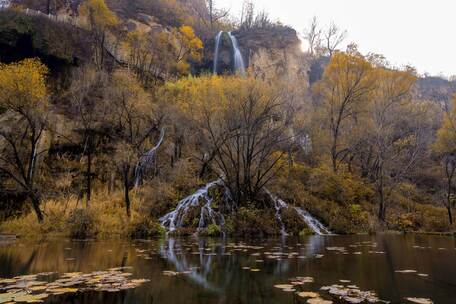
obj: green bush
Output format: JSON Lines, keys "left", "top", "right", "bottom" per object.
{"left": 199, "top": 224, "right": 222, "bottom": 237}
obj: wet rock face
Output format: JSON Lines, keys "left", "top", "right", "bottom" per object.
{"left": 213, "top": 33, "right": 236, "bottom": 74}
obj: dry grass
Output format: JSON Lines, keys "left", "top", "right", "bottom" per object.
{"left": 0, "top": 189, "right": 162, "bottom": 239}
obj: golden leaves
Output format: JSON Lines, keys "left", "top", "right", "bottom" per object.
{"left": 79, "top": 0, "right": 118, "bottom": 31}
{"left": 0, "top": 58, "right": 48, "bottom": 110}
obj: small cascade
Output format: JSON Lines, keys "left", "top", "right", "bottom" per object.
{"left": 273, "top": 198, "right": 288, "bottom": 236}
{"left": 213, "top": 31, "right": 223, "bottom": 75}
{"left": 294, "top": 207, "right": 332, "bottom": 235}
{"left": 134, "top": 128, "right": 165, "bottom": 187}
{"left": 266, "top": 190, "right": 332, "bottom": 236}
{"left": 228, "top": 32, "right": 246, "bottom": 75}
{"left": 160, "top": 180, "right": 225, "bottom": 232}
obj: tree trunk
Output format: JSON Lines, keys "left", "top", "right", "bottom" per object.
{"left": 447, "top": 206, "right": 453, "bottom": 225}
{"left": 377, "top": 175, "right": 386, "bottom": 222}
{"left": 30, "top": 192, "right": 43, "bottom": 222}
{"left": 447, "top": 168, "right": 454, "bottom": 225}
{"left": 124, "top": 166, "right": 131, "bottom": 217}
{"left": 86, "top": 148, "right": 92, "bottom": 207}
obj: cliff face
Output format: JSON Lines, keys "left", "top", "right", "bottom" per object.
{"left": 233, "top": 26, "right": 309, "bottom": 84}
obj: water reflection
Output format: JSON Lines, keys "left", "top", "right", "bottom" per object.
{"left": 0, "top": 235, "right": 456, "bottom": 304}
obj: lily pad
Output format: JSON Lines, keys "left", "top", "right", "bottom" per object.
{"left": 297, "top": 291, "right": 320, "bottom": 298}
{"left": 307, "top": 298, "right": 333, "bottom": 304}
{"left": 405, "top": 298, "right": 433, "bottom": 304}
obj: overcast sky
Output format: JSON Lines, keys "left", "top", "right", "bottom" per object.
{"left": 219, "top": 0, "right": 455, "bottom": 76}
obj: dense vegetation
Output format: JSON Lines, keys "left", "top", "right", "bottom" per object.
{"left": 0, "top": 0, "right": 455, "bottom": 238}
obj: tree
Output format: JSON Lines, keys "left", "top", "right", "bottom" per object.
{"left": 303, "top": 16, "right": 322, "bottom": 56}
{"left": 0, "top": 59, "right": 49, "bottom": 222}
{"left": 68, "top": 65, "right": 110, "bottom": 207}
{"left": 433, "top": 94, "right": 456, "bottom": 224}
{"left": 324, "top": 22, "right": 347, "bottom": 57}
{"left": 313, "top": 50, "right": 375, "bottom": 172}
{"left": 366, "top": 67, "right": 418, "bottom": 221}
{"left": 163, "top": 76, "right": 292, "bottom": 206}
{"left": 205, "top": 0, "right": 229, "bottom": 31}
{"left": 107, "top": 69, "right": 163, "bottom": 216}
{"left": 171, "top": 25, "right": 204, "bottom": 75}
{"left": 125, "top": 29, "right": 174, "bottom": 86}
{"left": 79, "top": 0, "right": 118, "bottom": 69}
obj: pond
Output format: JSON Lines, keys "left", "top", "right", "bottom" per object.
{"left": 0, "top": 234, "right": 455, "bottom": 304}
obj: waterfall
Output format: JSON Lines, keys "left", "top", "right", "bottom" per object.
{"left": 294, "top": 207, "right": 332, "bottom": 235}
{"left": 228, "top": 32, "right": 246, "bottom": 75}
{"left": 0, "top": 0, "right": 10, "bottom": 9}
{"left": 213, "top": 31, "right": 223, "bottom": 75}
{"left": 134, "top": 127, "right": 165, "bottom": 187}
{"left": 160, "top": 180, "right": 331, "bottom": 235}
{"left": 159, "top": 180, "right": 225, "bottom": 232}
{"left": 266, "top": 190, "right": 332, "bottom": 236}
{"left": 266, "top": 190, "right": 288, "bottom": 236}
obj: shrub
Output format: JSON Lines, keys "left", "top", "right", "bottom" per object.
{"left": 67, "top": 209, "right": 96, "bottom": 239}
{"left": 281, "top": 207, "right": 308, "bottom": 235}
{"left": 128, "top": 215, "right": 164, "bottom": 239}
{"left": 225, "top": 207, "right": 280, "bottom": 237}
{"left": 199, "top": 224, "right": 222, "bottom": 237}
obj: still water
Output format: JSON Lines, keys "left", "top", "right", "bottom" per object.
{"left": 0, "top": 234, "right": 455, "bottom": 304}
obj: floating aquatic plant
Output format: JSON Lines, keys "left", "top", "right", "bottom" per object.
{"left": 405, "top": 298, "right": 433, "bottom": 304}
{"left": 0, "top": 268, "right": 149, "bottom": 303}
{"left": 320, "top": 284, "right": 384, "bottom": 303}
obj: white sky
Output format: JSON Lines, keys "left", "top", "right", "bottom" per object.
{"left": 219, "top": 0, "right": 456, "bottom": 76}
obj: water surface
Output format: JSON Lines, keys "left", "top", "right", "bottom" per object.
{"left": 1, "top": 234, "right": 455, "bottom": 303}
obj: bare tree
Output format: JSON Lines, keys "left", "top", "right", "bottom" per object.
{"left": 443, "top": 154, "right": 456, "bottom": 224}
{"left": 324, "top": 22, "right": 347, "bottom": 56}
{"left": 206, "top": 0, "right": 229, "bottom": 30}
{"left": 68, "top": 66, "right": 110, "bottom": 207}
{"left": 303, "top": 16, "right": 322, "bottom": 56}
{"left": 200, "top": 82, "right": 292, "bottom": 205}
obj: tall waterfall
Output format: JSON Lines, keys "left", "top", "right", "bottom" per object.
{"left": 228, "top": 32, "right": 246, "bottom": 75}
{"left": 0, "top": 0, "right": 11, "bottom": 9}
{"left": 213, "top": 31, "right": 223, "bottom": 75}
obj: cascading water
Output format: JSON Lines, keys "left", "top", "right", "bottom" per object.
{"left": 294, "top": 207, "right": 332, "bottom": 235}
{"left": 134, "top": 128, "right": 165, "bottom": 187}
{"left": 159, "top": 179, "right": 331, "bottom": 235}
{"left": 228, "top": 32, "right": 246, "bottom": 75}
{"left": 213, "top": 31, "right": 223, "bottom": 75}
{"left": 266, "top": 190, "right": 288, "bottom": 236}
{"left": 266, "top": 190, "right": 332, "bottom": 236}
{"left": 159, "top": 180, "right": 225, "bottom": 232}
{"left": 0, "top": 0, "right": 11, "bottom": 9}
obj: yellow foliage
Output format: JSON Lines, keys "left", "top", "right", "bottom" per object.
{"left": 171, "top": 25, "right": 203, "bottom": 74}
{"left": 434, "top": 94, "right": 456, "bottom": 155}
{"left": 79, "top": 0, "right": 118, "bottom": 31}
{"left": 0, "top": 58, "right": 48, "bottom": 109}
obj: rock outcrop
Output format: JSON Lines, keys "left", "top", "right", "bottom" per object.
{"left": 234, "top": 26, "right": 309, "bottom": 84}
